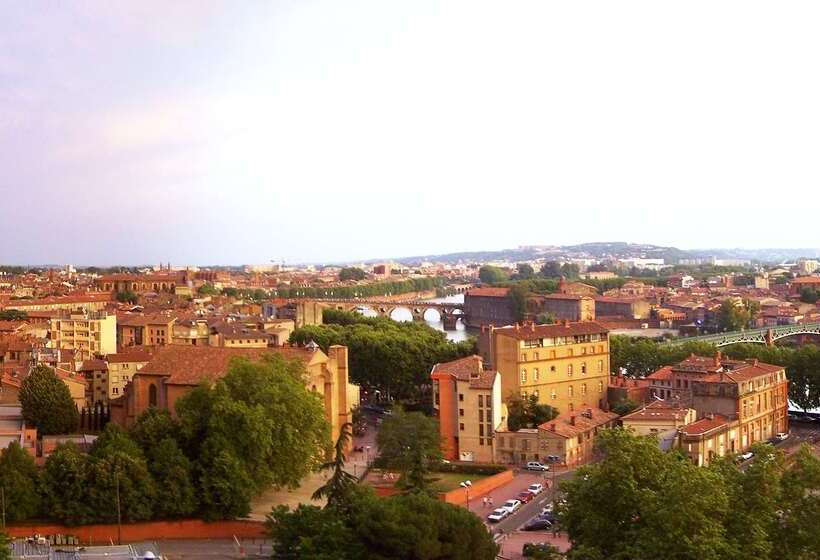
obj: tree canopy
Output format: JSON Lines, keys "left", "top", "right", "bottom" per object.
{"left": 339, "top": 267, "right": 367, "bottom": 281}
{"left": 0, "top": 309, "right": 27, "bottom": 321}
{"left": 561, "top": 428, "right": 820, "bottom": 560}
{"left": 507, "top": 395, "right": 559, "bottom": 431}
{"left": 19, "top": 364, "right": 79, "bottom": 434}
{"left": 478, "top": 265, "right": 509, "bottom": 284}
{"left": 290, "top": 310, "right": 475, "bottom": 402}
{"left": 267, "top": 487, "right": 498, "bottom": 560}
{"left": 376, "top": 408, "right": 442, "bottom": 492}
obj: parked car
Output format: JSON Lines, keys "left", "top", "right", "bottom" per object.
{"left": 739, "top": 451, "right": 754, "bottom": 461}
{"left": 527, "top": 483, "right": 544, "bottom": 495}
{"left": 775, "top": 432, "right": 789, "bottom": 441}
{"left": 487, "top": 508, "right": 508, "bottom": 523}
{"left": 523, "top": 516, "right": 553, "bottom": 531}
{"left": 525, "top": 461, "right": 549, "bottom": 472}
{"left": 501, "top": 499, "right": 522, "bottom": 514}
{"left": 517, "top": 491, "right": 534, "bottom": 504}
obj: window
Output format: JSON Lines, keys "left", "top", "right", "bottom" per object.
{"left": 598, "top": 381, "right": 604, "bottom": 393}
{"left": 598, "top": 360, "right": 603, "bottom": 373}
{"left": 459, "top": 408, "right": 464, "bottom": 417}
{"left": 550, "top": 365, "right": 556, "bottom": 372}
{"left": 521, "top": 353, "right": 527, "bottom": 361}
{"left": 534, "top": 352, "right": 539, "bottom": 360}
{"left": 478, "top": 395, "right": 484, "bottom": 407}
{"left": 581, "top": 383, "right": 587, "bottom": 395}
{"left": 148, "top": 383, "right": 158, "bottom": 407}
{"left": 533, "top": 368, "right": 539, "bottom": 381}
{"left": 479, "top": 438, "right": 485, "bottom": 446}
{"left": 568, "top": 385, "right": 574, "bottom": 398}
{"left": 551, "top": 390, "right": 557, "bottom": 400}
{"left": 567, "top": 364, "right": 573, "bottom": 376}
{"left": 458, "top": 393, "right": 464, "bottom": 402}
{"left": 459, "top": 423, "right": 465, "bottom": 431}
{"left": 113, "top": 388, "right": 119, "bottom": 395}
{"left": 521, "top": 369, "right": 527, "bottom": 383}
{"left": 479, "top": 425, "right": 484, "bottom": 436}
{"left": 581, "top": 362, "right": 587, "bottom": 374}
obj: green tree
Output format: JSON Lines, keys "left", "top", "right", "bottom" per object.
{"left": 41, "top": 443, "right": 92, "bottom": 525}
{"left": 312, "top": 423, "right": 358, "bottom": 510}
{"left": 269, "top": 487, "right": 498, "bottom": 560}
{"left": 87, "top": 425, "right": 155, "bottom": 523}
{"left": 540, "top": 261, "right": 563, "bottom": 278}
{"left": 800, "top": 288, "right": 819, "bottom": 304}
{"left": 0, "top": 532, "right": 10, "bottom": 560}
{"left": 611, "top": 398, "right": 639, "bottom": 416}
{"left": 509, "top": 283, "right": 529, "bottom": 322}
{"left": 198, "top": 282, "right": 219, "bottom": 296}
{"left": 339, "top": 267, "right": 366, "bottom": 281}
{"left": 176, "top": 355, "right": 330, "bottom": 517}
{"left": 516, "top": 263, "right": 535, "bottom": 279}
{"left": 478, "top": 265, "right": 508, "bottom": 284}
{"left": 376, "top": 409, "right": 442, "bottom": 488}
{"left": 561, "top": 263, "right": 581, "bottom": 279}
{"left": 147, "top": 438, "right": 197, "bottom": 518}
{"left": 221, "top": 287, "right": 239, "bottom": 298}
{"left": 561, "top": 428, "right": 730, "bottom": 560}
{"left": 0, "top": 309, "right": 27, "bottom": 321}
{"left": 197, "top": 437, "right": 254, "bottom": 521}
{"left": 115, "top": 290, "right": 138, "bottom": 303}
{"left": 507, "top": 395, "right": 559, "bottom": 431}
{"left": 717, "top": 300, "right": 752, "bottom": 331}
{"left": 0, "top": 442, "right": 41, "bottom": 522}
{"left": 777, "top": 445, "right": 820, "bottom": 559}
{"left": 19, "top": 364, "right": 79, "bottom": 435}
{"left": 129, "top": 408, "right": 181, "bottom": 453}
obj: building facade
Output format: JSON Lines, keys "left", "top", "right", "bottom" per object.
{"left": 49, "top": 311, "right": 116, "bottom": 357}
{"left": 463, "top": 288, "right": 516, "bottom": 327}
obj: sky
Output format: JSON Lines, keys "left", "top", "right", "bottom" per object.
{"left": 1, "top": 1, "right": 819, "bottom": 265}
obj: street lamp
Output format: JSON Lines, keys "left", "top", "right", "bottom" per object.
{"left": 459, "top": 480, "right": 472, "bottom": 509}
{"left": 365, "top": 445, "right": 371, "bottom": 465}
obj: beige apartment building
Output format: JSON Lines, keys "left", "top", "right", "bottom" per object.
{"left": 106, "top": 349, "right": 152, "bottom": 401}
{"left": 49, "top": 311, "right": 116, "bottom": 358}
{"left": 481, "top": 321, "right": 611, "bottom": 416}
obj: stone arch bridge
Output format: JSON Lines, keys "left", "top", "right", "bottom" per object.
{"left": 665, "top": 322, "right": 820, "bottom": 347}
{"left": 306, "top": 299, "right": 465, "bottom": 329}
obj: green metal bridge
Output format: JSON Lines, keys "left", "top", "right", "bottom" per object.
{"left": 665, "top": 322, "right": 820, "bottom": 347}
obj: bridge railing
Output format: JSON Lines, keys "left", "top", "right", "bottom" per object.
{"left": 664, "top": 322, "right": 820, "bottom": 346}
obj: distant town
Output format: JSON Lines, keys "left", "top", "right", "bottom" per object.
{"left": 1, "top": 245, "right": 820, "bottom": 558}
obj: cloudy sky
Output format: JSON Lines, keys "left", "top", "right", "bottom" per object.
{"left": 1, "top": 1, "right": 818, "bottom": 265}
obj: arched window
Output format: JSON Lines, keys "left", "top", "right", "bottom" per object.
{"left": 148, "top": 383, "right": 158, "bottom": 407}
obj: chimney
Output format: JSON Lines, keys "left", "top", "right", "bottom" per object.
{"left": 563, "top": 319, "right": 570, "bottom": 327}
{"left": 570, "top": 415, "right": 576, "bottom": 425}
{"left": 714, "top": 351, "right": 722, "bottom": 366}
{"left": 530, "top": 322, "right": 536, "bottom": 332}
{"left": 515, "top": 323, "right": 520, "bottom": 332}
{"left": 549, "top": 423, "right": 556, "bottom": 432}
{"left": 753, "top": 359, "right": 759, "bottom": 366}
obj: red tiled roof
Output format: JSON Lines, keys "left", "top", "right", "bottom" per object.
{"left": 538, "top": 408, "right": 619, "bottom": 439}
{"left": 431, "top": 355, "right": 498, "bottom": 389}
{"left": 679, "top": 414, "right": 731, "bottom": 436}
{"left": 78, "top": 359, "right": 108, "bottom": 372}
{"left": 494, "top": 321, "right": 609, "bottom": 341}
{"left": 137, "top": 345, "right": 316, "bottom": 386}
{"left": 792, "top": 276, "right": 820, "bottom": 285}
{"left": 622, "top": 400, "right": 691, "bottom": 422}
{"left": 466, "top": 287, "right": 510, "bottom": 298}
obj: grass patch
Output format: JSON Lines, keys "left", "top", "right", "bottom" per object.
{"left": 428, "top": 471, "right": 491, "bottom": 493}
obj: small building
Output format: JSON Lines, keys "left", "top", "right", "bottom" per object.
{"left": 463, "top": 288, "right": 515, "bottom": 327}
{"left": 0, "top": 404, "right": 37, "bottom": 457}
{"left": 621, "top": 400, "right": 696, "bottom": 436}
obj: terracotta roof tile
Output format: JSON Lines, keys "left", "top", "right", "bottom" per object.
{"left": 494, "top": 321, "right": 609, "bottom": 341}
{"left": 466, "top": 287, "right": 510, "bottom": 298}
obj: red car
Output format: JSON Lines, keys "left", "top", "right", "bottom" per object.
{"left": 517, "top": 491, "right": 534, "bottom": 504}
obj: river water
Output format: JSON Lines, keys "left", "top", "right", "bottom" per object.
{"left": 352, "top": 293, "right": 472, "bottom": 342}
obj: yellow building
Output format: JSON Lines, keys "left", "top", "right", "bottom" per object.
{"left": 49, "top": 311, "right": 117, "bottom": 358}
{"left": 484, "top": 321, "right": 611, "bottom": 416}
{"left": 106, "top": 349, "right": 152, "bottom": 401}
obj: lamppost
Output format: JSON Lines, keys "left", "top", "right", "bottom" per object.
{"left": 459, "top": 480, "right": 472, "bottom": 509}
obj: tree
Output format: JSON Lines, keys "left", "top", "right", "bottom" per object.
{"left": 516, "top": 263, "right": 535, "bottom": 279}
{"left": 129, "top": 408, "right": 181, "bottom": 453}
{"left": 717, "top": 300, "right": 752, "bottom": 332}
{"left": 376, "top": 409, "right": 442, "bottom": 489}
{"left": 561, "top": 428, "right": 730, "bottom": 560}
{"left": 777, "top": 445, "right": 820, "bottom": 559}
{"left": 147, "top": 438, "right": 197, "bottom": 518}
{"left": 611, "top": 398, "right": 639, "bottom": 416}
{"left": 509, "top": 283, "right": 529, "bottom": 322}
{"left": 560, "top": 263, "right": 581, "bottom": 279}
{"left": 478, "top": 265, "right": 508, "bottom": 284}
{"left": 800, "top": 287, "right": 819, "bottom": 304}
{"left": 197, "top": 437, "right": 254, "bottom": 521}
{"left": 0, "top": 442, "right": 41, "bottom": 522}
{"left": 507, "top": 395, "right": 559, "bottom": 431}
{"left": 339, "top": 267, "right": 366, "bottom": 281}
{"left": 540, "top": 261, "right": 563, "bottom": 278}
{"left": 290, "top": 311, "right": 475, "bottom": 402}
{"left": 198, "top": 282, "right": 219, "bottom": 296}
{"left": 87, "top": 425, "right": 155, "bottom": 523}
{"left": 176, "top": 355, "right": 330, "bottom": 517}
{"left": 0, "top": 533, "right": 10, "bottom": 560}
{"left": 115, "top": 290, "right": 138, "bottom": 303}
{"left": 41, "top": 443, "right": 92, "bottom": 525}
{"left": 268, "top": 488, "right": 498, "bottom": 560}
{"left": 0, "top": 309, "right": 27, "bottom": 321}
{"left": 19, "top": 364, "right": 79, "bottom": 435}
{"left": 312, "top": 423, "right": 358, "bottom": 510}
{"left": 536, "top": 312, "right": 556, "bottom": 324}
